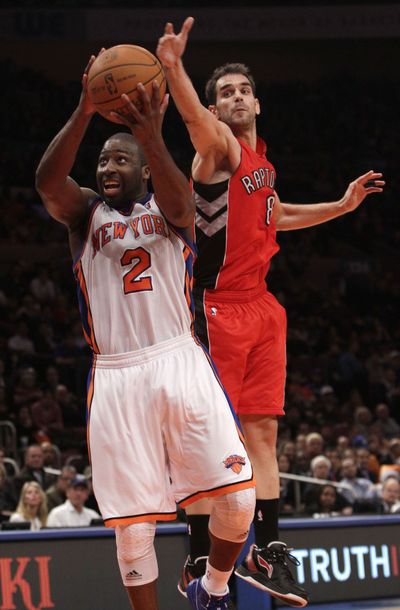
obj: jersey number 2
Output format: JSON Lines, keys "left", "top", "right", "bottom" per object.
{"left": 121, "top": 247, "right": 153, "bottom": 293}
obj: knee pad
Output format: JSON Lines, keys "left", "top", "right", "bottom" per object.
{"left": 209, "top": 487, "right": 255, "bottom": 543}
{"left": 115, "top": 522, "right": 158, "bottom": 586}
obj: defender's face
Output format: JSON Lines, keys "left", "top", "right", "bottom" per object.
{"left": 211, "top": 73, "right": 260, "bottom": 130}
{"left": 96, "top": 139, "right": 149, "bottom": 208}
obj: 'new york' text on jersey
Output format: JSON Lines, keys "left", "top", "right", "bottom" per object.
{"left": 73, "top": 193, "right": 195, "bottom": 354}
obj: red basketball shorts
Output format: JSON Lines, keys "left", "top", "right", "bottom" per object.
{"left": 194, "top": 287, "right": 287, "bottom": 416}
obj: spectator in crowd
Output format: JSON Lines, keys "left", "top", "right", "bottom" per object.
{"left": 376, "top": 475, "right": 400, "bottom": 514}
{"left": 277, "top": 453, "right": 296, "bottom": 515}
{"left": 355, "top": 447, "right": 379, "bottom": 483}
{"left": 380, "top": 438, "right": 400, "bottom": 467}
{"left": 47, "top": 475, "right": 101, "bottom": 527}
{"left": 303, "top": 484, "right": 353, "bottom": 518}
{"left": 302, "top": 455, "right": 333, "bottom": 506}
{"left": 44, "top": 365, "right": 60, "bottom": 395}
{"left": 41, "top": 441, "right": 61, "bottom": 469}
{"left": 54, "top": 383, "right": 84, "bottom": 428}
{"left": 15, "top": 406, "right": 37, "bottom": 449}
{"left": 325, "top": 449, "right": 342, "bottom": 481}
{"left": 0, "top": 447, "right": 18, "bottom": 480}
{"left": 351, "top": 405, "right": 373, "bottom": 439}
{"left": 7, "top": 321, "right": 35, "bottom": 359}
{"left": 336, "top": 435, "right": 351, "bottom": 456}
{"left": 13, "top": 366, "right": 43, "bottom": 411}
{"left": 280, "top": 440, "right": 296, "bottom": 464}
{"left": 338, "top": 457, "right": 378, "bottom": 511}
{"left": 305, "top": 432, "right": 325, "bottom": 461}
{"left": 9, "top": 481, "right": 48, "bottom": 530}
{"left": 0, "top": 463, "right": 16, "bottom": 522}
{"left": 45, "top": 465, "right": 77, "bottom": 511}
{"left": 30, "top": 388, "right": 64, "bottom": 442}
{"left": 374, "top": 403, "right": 400, "bottom": 440}
{"left": 30, "top": 266, "right": 56, "bottom": 304}
{"left": 367, "top": 433, "right": 387, "bottom": 466}
{"left": 14, "top": 444, "right": 56, "bottom": 496}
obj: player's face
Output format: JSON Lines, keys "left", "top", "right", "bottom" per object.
{"left": 96, "top": 139, "right": 150, "bottom": 208}
{"left": 211, "top": 74, "right": 260, "bottom": 131}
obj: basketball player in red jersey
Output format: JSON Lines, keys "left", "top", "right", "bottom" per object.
{"left": 36, "top": 54, "right": 259, "bottom": 610}
{"left": 157, "top": 16, "right": 385, "bottom": 608}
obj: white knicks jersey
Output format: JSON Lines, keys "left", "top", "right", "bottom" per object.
{"left": 73, "top": 193, "right": 196, "bottom": 355}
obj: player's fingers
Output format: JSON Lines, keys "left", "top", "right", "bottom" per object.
{"left": 181, "top": 16, "right": 194, "bottom": 38}
{"left": 159, "top": 93, "right": 169, "bottom": 116}
{"left": 136, "top": 83, "right": 152, "bottom": 114}
{"left": 149, "top": 81, "right": 161, "bottom": 108}
{"left": 357, "top": 169, "right": 380, "bottom": 182}
{"left": 109, "top": 112, "right": 130, "bottom": 126}
{"left": 364, "top": 186, "right": 384, "bottom": 194}
{"left": 84, "top": 55, "right": 96, "bottom": 75}
{"left": 164, "top": 22, "right": 174, "bottom": 35}
{"left": 120, "top": 93, "right": 142, "bottom": 119}
{"left": 364, "top": 180, "right": 385, "bottom": 190}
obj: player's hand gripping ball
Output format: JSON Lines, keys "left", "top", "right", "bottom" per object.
{"left": 87, "top": 44, "right": 166, "bottom": 124}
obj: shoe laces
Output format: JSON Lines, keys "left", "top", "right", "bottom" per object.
{"left": 259, "top": 544, "right": 300, "bottom": 578}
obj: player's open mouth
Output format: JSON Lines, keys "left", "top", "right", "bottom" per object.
{"left": 103, "top": 181, "right": 121, "bottom": 195}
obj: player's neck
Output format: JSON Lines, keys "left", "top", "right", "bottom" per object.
{"left": 233, "top": 125, "right": 257, "bottom": 151}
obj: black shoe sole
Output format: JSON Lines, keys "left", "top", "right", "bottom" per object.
{"left": 234, "top": 566, "right": 308, "bottom": 608}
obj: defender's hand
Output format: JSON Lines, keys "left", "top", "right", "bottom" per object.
{"left": 156, "top": 16, "right": 194, "bottom": 68}
{"left": 340, "top": 170, "right": 385, "bottom": 213}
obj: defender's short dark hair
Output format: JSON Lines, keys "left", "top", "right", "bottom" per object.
{"left": 205, "top": 63, "right": 256, "bottom": 105}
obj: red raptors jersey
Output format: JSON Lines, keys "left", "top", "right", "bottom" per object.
{"left": 194, "top": 136, "right": 279, "bottom": 292}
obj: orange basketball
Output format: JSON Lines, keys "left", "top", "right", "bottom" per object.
{"left": 87, "top": 44, "right": 166, "bottom": 124}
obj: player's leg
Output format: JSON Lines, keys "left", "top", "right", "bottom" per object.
{"left": 234, "top": 294, "right": 309, "bottom": 607}
{"left": 116, "top": 522, "right": 159, "bottom": 610}
{"left": 239, "top": 413, "right": 281, "bottom": 542}
{"left": 178, "top": 498, "right": 212, "bottom": 595}
{"left": 179, "top": 295, "right": 250, "bottom": 601}
{"left": 186, "top": 488, "right": 256, "bottom": 610}
{"left": 125, "top": 583, "right": 158, "bottom": 610}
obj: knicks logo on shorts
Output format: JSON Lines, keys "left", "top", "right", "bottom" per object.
{"left": 223, "top": 454, "right": 246, "bottom": 474}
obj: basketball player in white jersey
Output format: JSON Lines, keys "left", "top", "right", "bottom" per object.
{"left": 35, "top": 54, "right": 257, "bottom": 610}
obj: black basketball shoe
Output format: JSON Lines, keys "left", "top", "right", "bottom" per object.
{"left": 235, "top": 541, "right": 309, "bottom": 607}
{"left": 178, "top": 555, "right": 237, "bottom": 609}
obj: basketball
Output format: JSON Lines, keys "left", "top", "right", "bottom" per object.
{"left": 87, "top": 44, "right": 166, "bottom": 124}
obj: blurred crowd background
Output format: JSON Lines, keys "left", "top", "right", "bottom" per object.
{"left": 0, "top": 1, "right": 399, "bottom": 528}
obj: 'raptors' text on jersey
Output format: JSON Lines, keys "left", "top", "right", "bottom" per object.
{"left": 194, "top": 136, "right": 279, "bottom": 292}
{"left": 73, "top": 193, "right": 195, "bottom": 355}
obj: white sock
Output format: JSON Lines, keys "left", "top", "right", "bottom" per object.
{"left": 201, "top": 559, "right": 232, "bottom": 596}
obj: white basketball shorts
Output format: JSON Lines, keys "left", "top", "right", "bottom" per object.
{"left": 87, "top": 332, "right": 255, "bottom": 527}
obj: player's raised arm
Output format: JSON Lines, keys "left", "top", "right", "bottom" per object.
{"left": 35, "top": 53, "right": 101, "bottom": 227}
{"left": 157, "top": 17, "right": 234, "bottom": 171}
{"left": 111, "top": 82, "right": 194, "bottom": 229}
